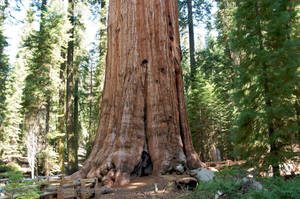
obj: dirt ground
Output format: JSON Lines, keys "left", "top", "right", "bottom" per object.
{"left": 96, "top": 174, "right": 194, "bottom": 199}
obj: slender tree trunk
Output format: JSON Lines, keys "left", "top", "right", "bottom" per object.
{"left": 40, "top": 0, "right": 49, "bottom": 148}
{"left": 255, "top": 2, "right": 279, "bottom": 176}
{"left": 66, "top": 0, "right": 78, "bottom": 174}
{"left": 99, "top": 0, "right": 106, "bottom": 54}
{"left": 74, "top": 67, "right": 79, "bottom": 161}
{"left": 58, "top": 52, "right": 66, "bottom": 173}
{"left": 187, "top": 0, "right": 196, "bottom": 90}
{"left": 88, "top": 63, "right": 93, "bottom": 142}
{"left": 40, "top": 1, "right": 50, "bottom": 177}
{"left": 86, "top": 62, "right": 94, "bottom": 157}
{"left": 72, "top": 0, "right": 203, "bottom": 186}
{"left": 45, "top": 97, "right": 50, "bottom": 140}
{"left": 296, "top": 94, "right": 300, "bottom": 136}
{"left": 31, "top": 162, "right": 34, "bottom": 179}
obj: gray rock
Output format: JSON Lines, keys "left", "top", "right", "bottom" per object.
{"left": 175, "top": 164, "right": 184, "bottom": 174}
{"left": 214, "top": 191, "right": 223, "bottom": 199}
{"left": 190, "top": 168, "right": 215, "bottom": 182}
{"left": 242, "top": 177, "right": 250, "bottom": 183}
{"left": 99, "top": 187, "right": 114, "bottom": 194}
{"left": 242, "top": 177, "right": 263, "bottom": 190}
{"left": 252, "top": 180, "right": 263, "bottom": 190}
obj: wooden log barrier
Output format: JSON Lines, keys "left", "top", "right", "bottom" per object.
{"left": 0, "top": 176, "right": 98, "bottom": 199}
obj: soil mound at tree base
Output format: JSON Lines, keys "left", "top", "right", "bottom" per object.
{"left": 97, "top": 174, "right": 194, "bottom": 199}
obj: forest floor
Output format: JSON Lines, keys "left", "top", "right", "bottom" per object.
{"left": 97, "top": 174, "right": 193, "bottom": 199}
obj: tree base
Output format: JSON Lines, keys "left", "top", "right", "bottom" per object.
{"left": 71, "top": 147, "right": 204, "bottom": 186}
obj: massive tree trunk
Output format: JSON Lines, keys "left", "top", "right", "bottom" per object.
{"left": 72, "top": 0, "right": 203, "bottom": 186}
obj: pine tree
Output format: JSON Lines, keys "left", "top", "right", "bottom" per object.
{"left": 83, "top": 0, "right": 107, "bottom": 158}
{"left": 1, "top": 61, "right": 28, "bottom": 162}
{"left": 0, "top": 0, "right": 9, "bottom": 135}
{"left": 22, "top": 0, "right": 70, "bottom": 176}
{"left": 0, "top": 5, "right": 37, "bottom": 168}
{"left": 187, "top": 37, "right": 236, "bottom": 161}
{"left": 177, "top": 0, "right": 212, "bottom": 93}
{"left": 187, "top": 69, "right": 219, "bottom": 161}
{"left": 231, "top": 0, "right": 300, "bottom": 176}
{"left": 58, "top": 44, "right": 66, "bottom": 174}
{"left": 65, "top": 0, "right": 79, "bottom": 174}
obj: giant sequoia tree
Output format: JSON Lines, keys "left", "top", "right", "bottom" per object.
{"left": 72, "top": 0, "right": 203, "bottom": 185}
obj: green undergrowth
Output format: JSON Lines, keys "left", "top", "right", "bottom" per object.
{"left": 0, "top": 163, "right": 20, "bottom": 173}
{"left": 2, "top": 171, "right": 42, "bottom": 199}
{"left": 191, "top": 166, "right": 300, "bottom": 199}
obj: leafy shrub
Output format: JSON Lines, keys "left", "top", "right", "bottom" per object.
{"left": 253, "top": 176, "right": 300, "bottom": 199}
{"left": 0, "top": 163, "right": 20, "bottom": 173}
{"left": 191, "top": 166, "right": 300, "bottom": 199}
{"left": 3, "top": 171, "right": 41, "bottom": 199}
{"left": 38, "top": 146, "right": 59, "bottom": 176}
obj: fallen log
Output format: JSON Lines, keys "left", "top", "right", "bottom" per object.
{"left": 205, "top": 160, "right": 246, "bottom": 169}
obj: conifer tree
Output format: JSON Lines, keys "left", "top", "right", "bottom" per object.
{"left": 0, "top": 5, "right": 37, "bottom": 166}
{"left": 22, "top": 0, "right": 69, "bottom": 176}
{"left": 187, "top": 37, "right": 236, "bottom": 161}
{"left": 83, "top": 0, "right": 106, "bottom": 157}
{"left": 58, "top": 47, "right": 66, "bottom": 173}
{"left": 177, "top": 0, "right": 212, "bottom": 92}
{"left": 0, "top": 0, "right": 9, "bottom": 134}
{"left": 65, "top": 0, "right": 78, "bottom": 174}
{"left": 232, "top": 0, "right": 300, "bottom": 176}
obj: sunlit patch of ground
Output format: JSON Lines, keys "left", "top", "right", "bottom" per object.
{"left": 98, "top": 174, "right": 193, "bottom": 199}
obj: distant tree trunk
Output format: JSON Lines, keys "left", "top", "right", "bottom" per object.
{"left": 187, "top": 0, "right": 196, "bottom": 89}
{"left": 74, "top": 67, "right": 79, "bottom": 160}
{"left": 89, "top": 64, "right": 94, "bottom": 139}
{"left": 40, "top": 0, "right": 49, "bottom": 147}
{"left": 0, "top": 0, "right": 9, "bottom": 129}
{"left": 58, "top": 52, "right": 66, "bottom": 173}
{"left": 45, "top": 97, "right": 50, "bottom": 140}
{"left": 26, "top": 115, "right": 38, "bottom": 179}
{"left": 66, "top": 0, "right": 78, "bottom": 174}
{"left": 88, "top": 62, "right": 93, "bottom": 141}
{"left": 255, "top": 2, "right": 279, "bottom": 176}
{"left": 296, "top": 96, "right": 300, "bottom": 136}
{"left": 99, "top": 0, "right": 106, "bottom": 53}
{"left": 72, "top": 0, "right": 203, "bottom": 186}
{"left": 73, "top": 2, "right": 79, "bottom": 164}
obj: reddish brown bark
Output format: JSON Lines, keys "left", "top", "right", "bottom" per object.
{"left": 72, "top": 0, "right": 203, "bottom": 186}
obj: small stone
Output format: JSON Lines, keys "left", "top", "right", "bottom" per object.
{"left": 100, "top": 187, "right": 114, "bottom": 194}
{"left": 175, "top": 164, "right": 184, "bottom": 174}
{"left": 242, "top": 177, "right": 263, "bottom": 190}
{"left": 208, "top": 167, "right": 219, "bottom": 172}
{"left": 214, "top": 191, "right": 223, "bottom": 199}
{"left": 154, "top": 183, "right": 158, "bottom": 193}
{"left": 252, "top": 180, "right": 263, "bottom": 190}
{"left": 190, "top": 168, "right": 215, "bottom": 182}
{"left": 242, "top": 177, "right": 250, "bottom": 183}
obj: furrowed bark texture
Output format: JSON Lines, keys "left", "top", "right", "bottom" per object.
{"left": 72, "top": 0, "right": 202, "bottom": 186}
